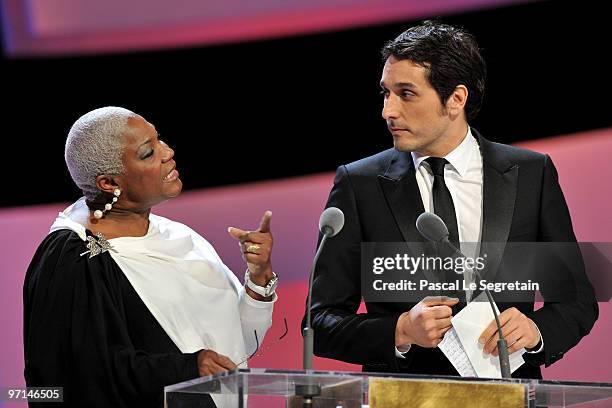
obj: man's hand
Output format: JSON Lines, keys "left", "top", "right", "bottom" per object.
{"left": 479, "top": 307, "right": 540, "bottom": 356}
{"left": 228, "top": 211, "right": 274, "bottom": 285}
{"left": 197, "top": 350, "right": 237, "bottom": 376}
{"left": 395, "top": 296, "right": 459, "bottom": 349}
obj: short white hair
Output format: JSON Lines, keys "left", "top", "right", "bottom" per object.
{"left": 65, "top": 106, "right": 138, "bottom": 201}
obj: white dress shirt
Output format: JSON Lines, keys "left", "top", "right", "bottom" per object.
{"left": 413, "top": 127, "right": 483, "bottom": 258}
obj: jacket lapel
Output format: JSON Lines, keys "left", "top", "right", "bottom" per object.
{"left": 378, "top": 150, "right": 425, "bottom": 243}
{"left": 475, "top": 130, "right": 519, "bottom": 282}
{"left": 377, "top": 150, "right": 439, "bottom": 284}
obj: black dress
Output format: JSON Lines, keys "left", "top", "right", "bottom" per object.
{"left": 23, "top": 229, "right": 215, "bottom": 407}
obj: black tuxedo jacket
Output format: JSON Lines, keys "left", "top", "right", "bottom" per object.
{"left": 306, "top": 130, "right": 598, "bottom": 379}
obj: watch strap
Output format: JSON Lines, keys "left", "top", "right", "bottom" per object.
{"left": 244, "top": 270, "right": 278, "bottom": 297}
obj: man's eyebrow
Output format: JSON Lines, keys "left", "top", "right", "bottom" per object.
{"left": 380, "top": 81, "right": 418, "bottom": 89}
{"left": 138, "top": 139, "right": 152, "bottom": 148}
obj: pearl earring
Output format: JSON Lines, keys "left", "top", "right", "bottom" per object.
{"left": 94, "top": 188, "right": 121, "bottom": 219}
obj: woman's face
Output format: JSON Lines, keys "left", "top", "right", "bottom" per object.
{"left": 115, "top": 115, "right": 182, "bottom": 210}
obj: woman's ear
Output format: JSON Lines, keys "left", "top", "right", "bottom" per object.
{"left": 95, "top": 175, "right": 119, "bottom": 195}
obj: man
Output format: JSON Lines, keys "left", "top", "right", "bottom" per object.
{"left": 305, "top": 21, "right": 597, "bottom": 378}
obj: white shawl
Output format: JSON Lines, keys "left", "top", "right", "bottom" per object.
{"left": 50, "top": 198, "right": 276, "bottom": 406}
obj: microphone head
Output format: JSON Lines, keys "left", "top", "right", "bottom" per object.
{"left": 416, "top": 212, "right": 449, "bottom": 242}
{"left": 319, "top": 207, "right": 345, "bottom": 237}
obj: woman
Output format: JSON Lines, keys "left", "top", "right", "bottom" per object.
{"left": 23, "top": 107, "right": 278, "bottom": 407}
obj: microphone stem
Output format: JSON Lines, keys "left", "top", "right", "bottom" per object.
{"left": 480, "top": 283, "right": 503, "bottom": 339}
{"left": 306, "top": 233, "right": 328, "bottom": 330}
{"left": 472, "top": 270, "right": 512, "bottom": 378}
{"left": 299, "top": 231, "right": 325, "bottom": 408}
{"left": 451, "top": 244, "right": 512, "bottom": 378}
{"left": 304, "top": 232, "right": 329, "bottom": 370}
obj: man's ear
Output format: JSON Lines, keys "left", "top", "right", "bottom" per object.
{"left": 447, "top": 85, "right": 468, "bottom": 117}
{"left": 95, "top": 175, "right": 120, "bottom": 195}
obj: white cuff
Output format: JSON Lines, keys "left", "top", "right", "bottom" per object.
{"left": 239, "top": 289, "right": 277, "bottom": 322}
{"left": 243, "top": 289, "right": 278, "bottom": 306}
{"left": 395, "top": 344, "right": 411, "bottom": 358}
{"left": 525, "top": 322, "right": 544, "bottom": 354}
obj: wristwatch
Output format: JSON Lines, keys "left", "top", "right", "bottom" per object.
{"left": 244, "top": 270, "right": 278, "bottom": 297}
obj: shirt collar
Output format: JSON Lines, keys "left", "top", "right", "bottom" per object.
{"left": 411, "top": 127, "right": 476, "bottom": 178}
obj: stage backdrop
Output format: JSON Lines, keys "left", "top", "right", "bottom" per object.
{"left": 1, "top": 128, "right": 611, "bottom": 408}
{"left": 2, "top": 0, "right": 528, "bottom": 56}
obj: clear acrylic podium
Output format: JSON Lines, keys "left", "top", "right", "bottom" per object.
{"left": 165, "top": 368, "right": 612, "bottom": 407}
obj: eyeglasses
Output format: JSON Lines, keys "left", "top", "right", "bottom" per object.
{"left": 238, "top": 317, "right": 288, "bottom": 366}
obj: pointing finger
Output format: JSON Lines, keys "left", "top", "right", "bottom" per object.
{"left": 258, "top": 211, "right": 272, "bottom": 233}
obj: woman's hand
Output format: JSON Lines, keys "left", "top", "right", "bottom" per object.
{"left": 197, "top": 350, "right": 237, "bottom": 376}
{"left": 227, "top": 211, "right": 274, "bottom": 286}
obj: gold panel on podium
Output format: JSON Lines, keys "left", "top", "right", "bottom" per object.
{"left": 369, "top": 377, "right": 525, "bottom": 408}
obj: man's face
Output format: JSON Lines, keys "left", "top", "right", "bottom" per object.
{"left": 380, "top": 56, "right": 453, "bottom": 155}
{"left": 116, "top": 116, "right": 182, "bottom": 209}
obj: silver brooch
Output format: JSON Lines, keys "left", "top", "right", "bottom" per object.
{"left": 80, "top": 232, "right": 113, "bottom": 258}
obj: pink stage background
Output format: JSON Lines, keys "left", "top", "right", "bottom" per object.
{"left": 1, "top": 128, "right": 611, "bottom": 407}
{"left": 2, "top": 0, "right": 529, "bottom": 56}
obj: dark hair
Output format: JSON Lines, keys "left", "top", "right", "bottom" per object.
{"left": 381, "top": 20, "right": 487, "bottom": 122}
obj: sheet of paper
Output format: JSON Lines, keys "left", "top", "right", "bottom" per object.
{"left": 438, "top": 327, "right": 477, "bottom": 377}
{"left": 451, "top": 292, "right": 525, "bottom": 378}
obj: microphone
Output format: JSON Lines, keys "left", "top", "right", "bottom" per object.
{"left": 318, "top": 207, "right": 344, "bottom": 238}
{"left": 298, "top": 207, "right": 345, "bottom": 407}
{"left": 416, "top": 212, "right": 512, "bottom": 379}
{"left": 303, "top": 207, "right": 345, "bottom": 370}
